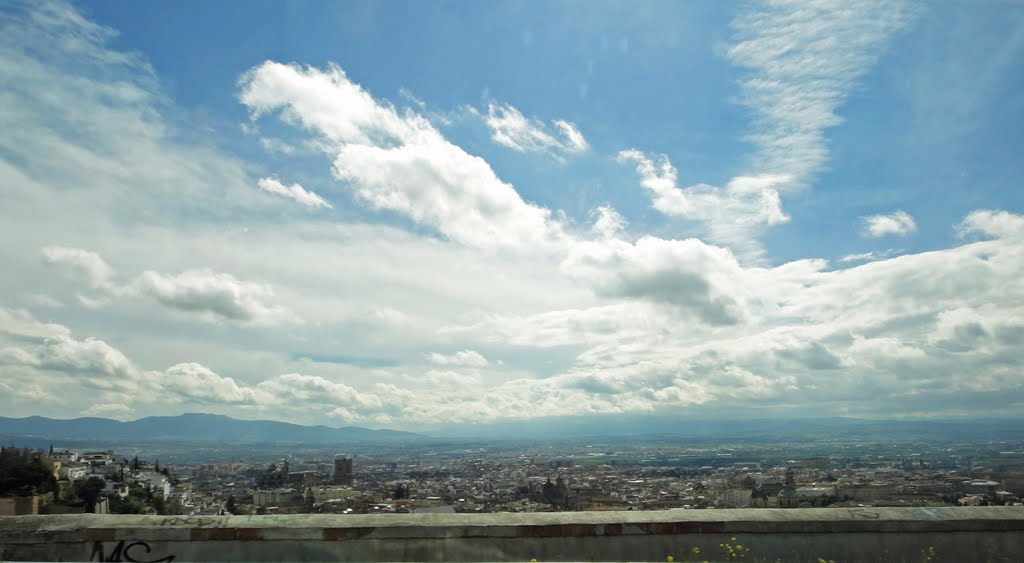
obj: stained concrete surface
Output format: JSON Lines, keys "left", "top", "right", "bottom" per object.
{"left": 1, "top": 506, "right": 1022, "bottom": 562}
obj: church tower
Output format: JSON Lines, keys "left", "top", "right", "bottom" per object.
{"left": 333, "top": 454, "right": 353, "bottom": 487}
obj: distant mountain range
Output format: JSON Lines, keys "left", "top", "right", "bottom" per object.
{"left": 0, "top": 413, "right": 421, "bottom": 445}
{"left": 432, "top": 415, "right": 1024, "bottom": 442}
{"left": 3, "top": 413, "right": 1022, "bottom": 447}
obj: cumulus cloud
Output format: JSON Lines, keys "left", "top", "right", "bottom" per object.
{"left": 0, "top": 307, "right": 71, "bottom": 340}
{"left": 422, "top": 369, "right": 483, "bottom": 388}
{"left": 33, "top": 336, "right": 136, "bottom": 380}
{"left": 445, "top": 303, "right": 669, "bottom": 348}
{"left": 958, "top": 209, "right": 1024, "bottom": 240}
{"left": 163, "top": 362, "right": 263, "bottom": 404}
{"left": 9, "top": 206, "right": 1024, "bottom": 423}
{"left": 40, "top": 247, "right": 298, "bottom": 325}
{"left": 618, "top": 150, "right": 789, "bottom": 255}
{"left": 41, "top": 246, "right": 114, "bottom": 288}
{"left": 0, "top": 307, "right": 387, "bottom": 420}
{"left": 257, "top": 177, "right": 332, "bottom": 208}
{"left": 0, "top": 312, "right": 144, "bottom": 394}
{"left": 5, "top": 2, "right": 1024, "bottom": 426}
{"left": 435, "top": 209, "right": 1024, "bottom": 421}
{"left": 238, "top": 62, "right": 565, "bottom": 250}
{"left": 564, "top": 236, "right": 762, "bottom": 325}
{"left": 81, "top": 402, "right": 134, "bottom": 420}
{"left": 591, "top": 205, "right": 627, "bottom": 239}
{"left": 427, "top": 349, "right": 488, "bottom": 368}
{"left": 482, "top": 102, "right": 588, "bottom": 158}
{"left": 256, "top": 373, "right": 382, "bottom": 410}
{"left": 839, "top": 249, "right": 900, "bottom": 263}
{"left": 861, "top": 210, "right": 917, "bottom": 237}
{"left": 128, "top": 269, "right": 297, "bottom": 324}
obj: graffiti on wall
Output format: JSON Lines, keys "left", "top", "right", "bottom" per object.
{"left": 89, "top": 540, "right": 175, "bottom": 562}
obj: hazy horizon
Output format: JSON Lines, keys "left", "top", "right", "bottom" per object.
{"left": 1, "top": 0, "right": 1022, "bottom": 432}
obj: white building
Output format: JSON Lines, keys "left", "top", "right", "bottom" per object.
{"left": 58, "top": 464, "right": 88, "bottom": 481}
{"left": 715, "top": 488, "right": 752, "bottom": 508}
{"left": 133, "top": 471, "right": 171, "bottom": 500}
{"left": 80, "top": 451, "right": 114, "bottom": 465}
{"left": 51, "top": 450, "right": 78, "bottom": 463}
{"left": 253, "top": 488, "right": 302, "bottom": 508}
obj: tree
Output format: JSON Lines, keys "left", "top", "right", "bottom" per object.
{"left": 74, "top": 477, "right": 107, "bottom": 513}
{"left": 0, "top": 447, "right": 57, "bottom": 496}
{"left": 109, "top": 492, "right": 144, "bottom": 514}
{"left": 225, "top": 495, "right": 237, "bottom": 514}
{"left": 150, "top": 493, "right": 167, "bottom": 515}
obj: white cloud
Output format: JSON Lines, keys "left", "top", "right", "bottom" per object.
{"left": 563, "top": 235, "right": 755, "bottom": 325}
{"left": 861, "top": 210, "right": 917, "bottom": 237}
{"left": 553, "top": 120, "right": 588, "bottom": 153}
{"left": 958, "top": 209, "right": 1024, "bottom": 240}
{"left": 34, "top": 336, "right": 136, "bottom": 380}
{"left": 257, "top": 177, "right": 332, "bottom": 208}
{"left": 81, "top": 402, "right": 134, "bottom": 420}
{"left": 127, "top": 269, "right": 299, "bottom": 325}
{"left": 439, "top": 209, "right": 1024, "bottom": 420}
{"left": 0, "top": 307, "right": 385, "bottom": 420}
{"left": 40, "top": 247, "right": 298, "bottom": 325}
{"left": 238, "top": 62, "right": 565, "bottom": 250}
{"left": 0, "top": 1, "right": 260, "bottom": 227}
{"left": 445, "top": 303, "right": 668, "bottom": 348}
{"left": 41, "top": 246, "right": 114, "bottom": 288}
{"left": 619, "top": 1, "right": 915, "bottom": 257}
{"left": 727, "top": 0, "right": 917, "bottom": 180}
{"left": 259, "top": 137, "right": 296, "bottom": 155}
{"left": 255, "top": 373, "right": 383, "bottom": 410}
{"left": 422, "top": 369, "right": 483, "bottom": 388}
{"left": 0, "top": 307, "right": 71, "bottom": 340}
{"left": 163, "top": 362, "right": 262, "bottom": 404}
{"left": 4, "top": 2, "right": 1024, "bottom": 426}
{"left": 839, "top": 249, "right": 900, "bottom": 263}
{"left": 0, "top": 319, "right": 143, "bottom": 395}
{"left": 428, "top": 349, "right": 488, "bottom": 368}
{"left": 483, "top": 102, "right": 588, "bottom": 157}
{"left": 618, "top": 150, "right": 790, "bottom": 256}
{"left": 591, "top": 205, "right": 627, "bottom": 239}
{"left": 9, "top": 204, "right": 1024, "bottom": 423}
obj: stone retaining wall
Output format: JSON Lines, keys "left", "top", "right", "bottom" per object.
{"left": 1, "top": 506, "right": 1022, "bottom": 562}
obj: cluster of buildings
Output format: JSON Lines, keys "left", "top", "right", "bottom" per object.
{"left": 5, "top": 442, "right": 1023, "bottom": 516}
{"left": 154, "top": 447, "right": 1023, "bottom": 516}
{"left": 0, "top": 447, "right": 201, "bottom": 516}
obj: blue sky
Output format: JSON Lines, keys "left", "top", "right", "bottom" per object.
{"left": 82, "top": 0, "right": 1023, "bottom": 259}
{"left": 1, "top": 0, "right": 1022, "bottom": 428}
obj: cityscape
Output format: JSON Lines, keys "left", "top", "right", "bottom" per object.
{"left": 4, "top": 418, "right": 1023, "bottom": 517}
{"left": 2, "top": 0, "right": 1023, "bottom": 558}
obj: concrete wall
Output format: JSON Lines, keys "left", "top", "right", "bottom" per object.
{"left": 1, "top": 506, "right": 1022, "bottom": 562}
{"left": 0, "top": 495, "right": 45, "bottom": 516}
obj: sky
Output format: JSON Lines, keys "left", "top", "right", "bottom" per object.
{"left": 1, "top": 0, "right": 1022, "bottom": 431}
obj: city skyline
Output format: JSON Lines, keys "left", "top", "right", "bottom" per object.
{"left": 1, "top": 0, "right": 1023, "bottom": 430}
